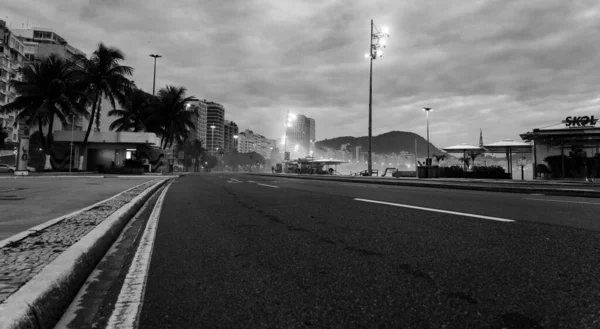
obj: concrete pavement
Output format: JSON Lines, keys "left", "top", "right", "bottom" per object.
{"left": 0, "top": 177, "right": 159, "bottom": 240}
{"left": 83, "top": 173, "right": 600, "bottom": 328}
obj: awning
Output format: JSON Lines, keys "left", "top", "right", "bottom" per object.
{"left": 483, "top": 139, "right": 532, "bottom": 153}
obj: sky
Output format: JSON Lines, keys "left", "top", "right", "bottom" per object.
{"left": 4, "top": 0, "right": 600, "bottom": 148}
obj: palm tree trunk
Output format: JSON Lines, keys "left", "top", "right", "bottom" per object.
{"left": 37, "top": 120, "right": 50, "bottom": 170}
{"left": 80, "top": 90, "right": 100, "bottom": 170}
{"left": 45, "top": 116, "right": 55, "bottom": 170}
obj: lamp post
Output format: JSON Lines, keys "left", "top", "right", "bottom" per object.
{"left": 69, "top": 114, "right": 75, "bottom": 173}
{"left": 283, "top": 111, "right": 297, "bottom": 173}
{"left": 422, "top": 107, "right": 432, "bottom": 166}
{"left": 365, "top": 20, "right": 389, "bottom": 176}
{"left": 210, "top": 125, "right": 216, "bottom": 155}
{"left": 149, "top": 54, "right": 162, "bottom": 96}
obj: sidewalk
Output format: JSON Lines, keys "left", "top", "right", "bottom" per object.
{"left": 248, "top": 173, "right": 600, "bottom": 198}
{"left": 0, "top": 178, "right": 171, "bottom": 329}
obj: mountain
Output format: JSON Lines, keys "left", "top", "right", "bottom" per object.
{"left": 315, "top": 131, "right": 444, "bottom": 158}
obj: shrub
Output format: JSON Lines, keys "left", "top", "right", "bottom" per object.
{"left": 438, "top": 165, "right": 463, "bottom": 178}
{"left": 123, "top": 159, "right": 144, "bottom": 168}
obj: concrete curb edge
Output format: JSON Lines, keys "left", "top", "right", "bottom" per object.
{"left": 0, "top": 178, "right": 171, "bottom": 329}
{"left": 247, "top": 174, "right": 600, "bottom": 198}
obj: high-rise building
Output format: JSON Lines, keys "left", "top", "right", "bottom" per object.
{"left": 11, "top": 25, "right": 86, "bottom": 132}
{"left": 285, "top": 114, "right": 316, "bottom": 157}
{"left": 224, "top": 120, "right": 239, "bottom": 153}
{"left": 0, "top": 20, "right": 26, "bottom": 145}
{"left": 206, "top": 101, "right": 225, "bottom": 154}
{"left": 237, "top": 129, "right": 273, "bottom": 159}
{"left": 187, "top": 100, "right": 207, "bottom": 144}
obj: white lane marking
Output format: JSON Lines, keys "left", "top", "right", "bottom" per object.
{"left": 106, "top": 182, "right": 172, "bottom": 329}
{"left": 354, "top": 198, "right": 515, "bottom": 223}
{"left": 54, "top": 189, "right": 161, "bottom": 328}
{"left": 248, "top": 180, "right": 256, "bottom": 183}
{"left": 523, "top": 198, "right": 600, "bottom": 205}
{"left": 529, "top": 193, "right": 545, "bottom": 196}
{"left": 257, "top": 183, "right": 279, "bottom": 188}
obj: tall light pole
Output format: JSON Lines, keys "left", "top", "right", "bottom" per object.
{"left": 69, "top": 114, "right": 75, "bottom": 173}
{"left": 423, "top": 107, "right": 432, "bottom": 165}
{"left": 283, "top": 111, "right": 296, "bottom": 173}
{"left": 149, "top": 54, "right": 162, "bottom": 96}
{"left": 365, "top": 20, "right": 389, "bottom": 176}
{"left": 210, "top": 125, "right": 216, "bottom": 155}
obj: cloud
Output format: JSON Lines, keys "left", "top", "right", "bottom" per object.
{"left": 4, "top": 0, "right": 600, "bottom": 148}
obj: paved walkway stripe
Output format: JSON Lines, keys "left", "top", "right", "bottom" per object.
{"left": 105, "top": 182, "right": 172, "bottom": 329}
{"left": 523, "top": 198, "right": 600, "bottom": 205}
{"left": 257, "top": 183, "right": 279, "bottom": 188}
{"left": 354, "top": 198, "right": 516, "bottom": 223}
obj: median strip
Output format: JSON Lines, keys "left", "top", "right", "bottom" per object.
{"left": 354, "top": 198, "right": 516, "bottom": 222}
{"left": 0, "top": 178, "right": 171, "bottom": 329}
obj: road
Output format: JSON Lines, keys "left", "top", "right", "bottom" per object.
{"left": 102, "top": 173, "right": 600, "bottom": 328}
{"left": 0, "top": 177, "right": 157, "bottom": 240}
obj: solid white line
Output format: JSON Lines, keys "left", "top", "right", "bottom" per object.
{"left": 106, "top": 182, "right": 172, "bottom": 329}
{"left": 523, "top": 198, "right": 600, "bottom": 205}
{"left": 54, "top": 189, "right": 161, "bottom": 329}
{"left": 257, "top": 183, "right": 279, "bottom": 188}
{"left": 354, "top": 198, "right": 515, "bottom": 222}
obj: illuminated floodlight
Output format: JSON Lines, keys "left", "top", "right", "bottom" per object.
{"left": 381, "top": 26, "right": 390, "bottom": 34}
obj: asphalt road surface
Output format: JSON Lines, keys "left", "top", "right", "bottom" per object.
{"left": 136, "top": 173, "right": 600, "bottom": 329}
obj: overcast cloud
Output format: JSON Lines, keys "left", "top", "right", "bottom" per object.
{"left": 4, "top": 0, "right": 600, "bottom": 148}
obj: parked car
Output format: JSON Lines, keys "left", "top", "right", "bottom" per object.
{"left": 0, "top": 163, "right": 12, "bottom": 173}
{"left": 0, "top": 164, "right": 36, "bottom": 173}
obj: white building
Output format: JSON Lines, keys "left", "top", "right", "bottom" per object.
{"left": 0, "top": 20, "right": 26, "bottom": 145}
{"left": 237, "top": 129, "right": 273, "bottom": 159}
{"left": 187, "top": 100, "right": 208, "bottom": 144}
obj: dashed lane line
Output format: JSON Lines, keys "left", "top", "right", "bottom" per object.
{"left": 256, "top": 183, "right": 279, "bottom": 188}
{"left": 354, "top": 198, "right": 515, "bottom": 223}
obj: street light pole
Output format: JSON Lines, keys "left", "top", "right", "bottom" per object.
{"left": 69, "top": 114, "right": 75, "bottom": 173}
{"left": 365, "top": 19, "right": 389, "bottom": 176}
{"left": 423, "top": 107, "right": 432, "bottom": 165}
{"left": 210, "top": 125, "right": 216, "bottom": 155}
{"left": 149, "top": 54, "right": 162, "bottom": 96}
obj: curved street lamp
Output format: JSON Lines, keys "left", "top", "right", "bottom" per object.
{"left": 149, "top": 54, "right": 162, "bottom": 96}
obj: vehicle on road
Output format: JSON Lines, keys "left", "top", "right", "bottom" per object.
{"left": 0, "top": 163, "right": 36, "bottom": 173}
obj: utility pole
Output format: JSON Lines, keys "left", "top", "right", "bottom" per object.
{"left": 368, "top": 19, "right": 373, "bottom": 176}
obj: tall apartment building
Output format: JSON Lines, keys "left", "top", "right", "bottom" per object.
{"left": 11, "top": 25, "right": 86, "bottom": 132}
{"left": 223, "top": 120, "right": 239, "bottom": 153}
{"left": 206, "top": 101, "right": 225, "bottom": 154}
{"left": 187, "top": 100, "right": 207, "bottom": 144}
{"left": 0, "top": 20, "right": 26, "bottom": 145}
{"left": 285, "top": 114, "right": 316, "bottom": 157}
{"left": 237, "top": 129, "right": 272, "bottom": 159}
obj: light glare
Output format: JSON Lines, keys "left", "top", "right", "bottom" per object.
{"left": 382, "top": 26, "right": 389, "bottom": 34}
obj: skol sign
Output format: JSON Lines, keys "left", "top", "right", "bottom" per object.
{"left": 564, "top": 116, "right": 598, "bottom": 127}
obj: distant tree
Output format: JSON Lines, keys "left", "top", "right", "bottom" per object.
{"left": 433, "top": 153, "right": 448, "bottom": 165}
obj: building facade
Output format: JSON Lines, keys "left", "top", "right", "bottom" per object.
{"left": 206, "top": 101, "right": 225, "bottom": 154}
{"left": 11, "top": 25, "right": 86, "bottom": 133}
{"left": 224, "top": 120, "right": 239, "bottom": 153}
{"left": 187, "top": 100, "right": 207, "bottom": 144}
{"left": 285, "top": 114, "right": 316, "bottom": 157}
{"left": 238, "top": 129, "right": 272, "bottom": 159}
{"left": 0, "top": 20, "right": 26, "bottom": 146}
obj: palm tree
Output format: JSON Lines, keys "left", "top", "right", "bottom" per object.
{"left": 74, "top": 42, "right": 133, "bottom": 170}
{"left": 433, "top": 153, "right": 448, "bottom": 166}
{"left": 146, "top": 85, "right": 199, "bottom": 149}
{"left": 0, "top": 54, "right": 89, "bottom": 169}
{"left": 108, "top": 88, "right": 153, "bottom": 132}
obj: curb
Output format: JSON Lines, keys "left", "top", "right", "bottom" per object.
{"left": 248, "top": 174, "right": 600, "bottom": 198}
{"left": 0, "top": 178, "right": 171, "bottom": 329}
